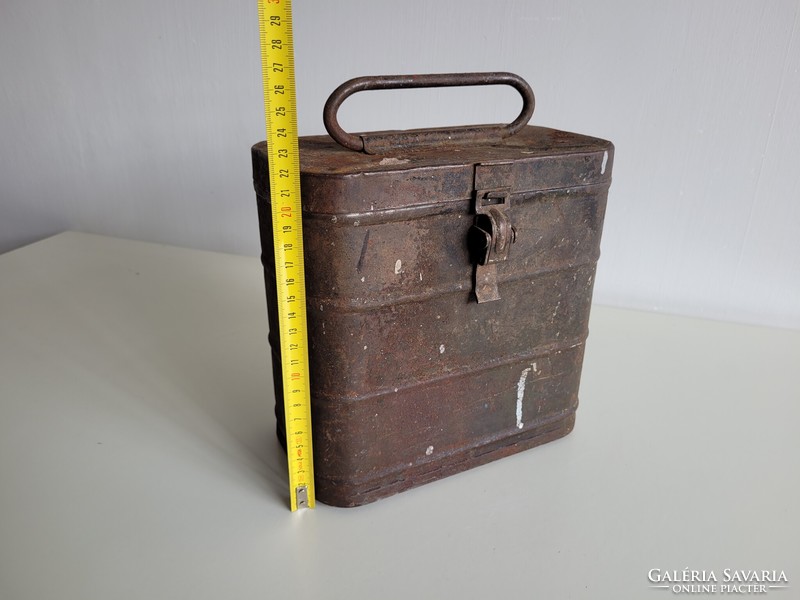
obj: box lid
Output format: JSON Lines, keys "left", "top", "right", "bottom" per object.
{"left": 252, "top": 126, "right": 613, "bottom": 215}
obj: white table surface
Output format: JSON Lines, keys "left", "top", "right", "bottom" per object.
{"left": 1, "top": 232, "right": 798, "bottom": 600}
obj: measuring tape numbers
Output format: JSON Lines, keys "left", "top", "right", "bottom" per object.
{"left": 258, "top": 0, "right": 315, "bottom": 511}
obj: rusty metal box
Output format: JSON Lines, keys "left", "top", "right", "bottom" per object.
{"left": 252, "top": 73, "right": 614, "bottom": 507}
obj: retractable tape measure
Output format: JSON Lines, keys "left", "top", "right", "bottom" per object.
{"left": 258, "top": 0, "right": 315, "bottom": 511}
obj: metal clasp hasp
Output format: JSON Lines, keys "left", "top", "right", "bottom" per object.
{"left": 470, "top": 188, "right": 516, "bottom": 303}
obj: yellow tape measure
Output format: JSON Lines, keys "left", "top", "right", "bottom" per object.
{"left": 258, "top": 0, "right": 315, "bottom": 511}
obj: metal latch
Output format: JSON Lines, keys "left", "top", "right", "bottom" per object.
{"left": 469, "top": 187, "right": 516, "bottom": 303}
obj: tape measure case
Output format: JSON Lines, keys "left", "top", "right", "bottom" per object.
{"left": 252, "top": 73, "right": 614, "bottom": 507}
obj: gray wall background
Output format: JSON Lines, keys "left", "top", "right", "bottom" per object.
{"left": 2, "top": 0, "right": 799, "bottom": 329}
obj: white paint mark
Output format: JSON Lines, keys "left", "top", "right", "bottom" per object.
{"left": 439, "top": 344, "right": 445, "bottom": 354}
{"left": 319, "top": 304, "right": 324, "bottom": 312}
{"left": 516, "top": 367, "right": 532, "bottom": 429}
{"left": 331, "top": 216, "right": 338, "bottom": 223}
{"left": 379, "top": 157, "right": 410, "bottom": 166}
{"left": 361, "top": 276, "right": 365, "bottom": 282}
{"left": 532, "top": 361, "right": 538, "bottom": 373}
{"left": 363, "top": 345, "right": 368, "bottom": 350}
{"left": 426, "top": 445, "right": 434, "bottom": 456}
{"left": 601, "top": 150, "right": 608, "bottom": 175}
{"left": 394, "top": 259, "right": 402, "bottom": 274}
{"left": 353, "top": 220, "right": 360, "bottom": 227}
{"left": 394, "top": 388, "right": 399, "bottom": 393}
{"left": 419, "top": 272, "right": 423, "bottom": 281}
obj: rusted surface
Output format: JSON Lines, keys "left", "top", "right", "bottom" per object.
{"left": 253, "top": 77, "right": 613, "bottom": 507}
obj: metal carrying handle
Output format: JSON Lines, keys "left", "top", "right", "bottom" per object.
{"left": 323, "top": 72, "right": 535, "bottom": 154}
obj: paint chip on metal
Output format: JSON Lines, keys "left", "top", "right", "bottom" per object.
{"left": 439, "top": 344, "right": 445, "bottom": 354}
{"left": 379, "top": 157, "right": 410, "bottom": 166}
{"left": 601, "top": 150, "right": 608, "bottom": 174}
{"left": 426, "top": 445, "right": 434, "bottom": 455}
{"left": 516, "top": 367, "right": 532, "bottom": 429}
{"left": 394, "top": 259, "right": 402, "bottom": 274}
